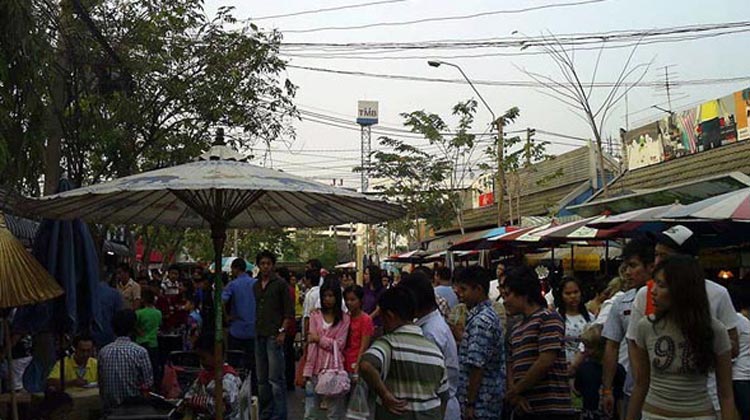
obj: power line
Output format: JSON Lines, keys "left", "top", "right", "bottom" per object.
{"left": 287, "top": 64, "right": 750, "bottom": 89}
{"left": 280, "top": 0, "right": 606, "bottom": 33}
{"left": 280, "top": 21, "right": 750, "bottom": 49}
{"left": 249, "top": 0, "right": 406, "bottom": 21}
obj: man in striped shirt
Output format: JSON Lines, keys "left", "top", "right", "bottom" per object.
{"left": 359, "top": 286, "right": 450, "bottom": 420}
{"left": 503, "top": 266, "right": 574, "bottom": 420}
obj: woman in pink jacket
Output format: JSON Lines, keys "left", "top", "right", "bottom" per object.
{"left": 303, "top": 278, "right": 350, "bottom": 420}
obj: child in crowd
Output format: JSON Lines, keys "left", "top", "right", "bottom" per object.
{"left": 184, "top": 333, "right": 242, "bottom": 419}
{"left": 343, "top": 285, "right": 374, "bottom": 377}
{"left": 136, "top": 289, "right": 163, "bottom": 383}
{"left": 574, "top": 324, "right": 625, "bottom": 420}
{"left": 183, "top": 299, "right": 202, "bottom": 351}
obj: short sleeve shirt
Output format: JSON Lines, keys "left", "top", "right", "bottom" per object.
{"left": 48, "top": 356, "right": 98, "bottom": 384}
{"left": 344, "top": 312, "right": 374, "bottom": 373}
{"left": 135, "top": 307, "right": 162, "bottom": 348}
{"left": 457, "top": 301, "right": 504, "bottom": 419}
{"left": 563, "top": 313, "right": 594, "bottom": 364}
{"left": 635, "top": 316, "right": 731, "bottom": 414}
{"left": 508, "top": 308, "right": 572, "bottom": 415}
{"left": 118, "top": 279, "right": 141, "bottom": 310}
{"left": 361, "top": 325, "right": 449, "bottom": 420}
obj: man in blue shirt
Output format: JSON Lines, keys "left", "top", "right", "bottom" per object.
{"left": 403, "top": 271, "right": 460, "bottom": 420}
{"left": 93, "top": 278, "right": 124, "bottom": 349}
{"left": 454, "top": 266, "right": 505, "bottom": 420}
{"left": 434, "top": 267, "right": 459, "bottom": 309}
{"left": 222, "top": 258, "right": 257, "bottom": 393}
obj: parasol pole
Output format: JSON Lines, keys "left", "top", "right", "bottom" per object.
{"left": 211, "top": 220, "right": 226, "bottom": 420}
{"left": 4, "top": 316, "right": 19, "bottom": 420}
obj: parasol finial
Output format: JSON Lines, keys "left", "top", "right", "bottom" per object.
{"left": 198, "top": 128, "right": 248, "bottom": 162}
{"left": 214, "top": 128, "right": 225, "bottom": 147}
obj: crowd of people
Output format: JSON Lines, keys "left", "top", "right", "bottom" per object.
{"left": 3, "top": 223, "right": 750, "bottom": 420}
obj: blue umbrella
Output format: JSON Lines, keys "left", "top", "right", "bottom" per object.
{"left": 12, "top": 178, "right": 101, "bottom": 392}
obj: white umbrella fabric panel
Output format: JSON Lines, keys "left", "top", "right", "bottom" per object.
{"left": 22, "top": 159, "right": 404, "bottom": 227}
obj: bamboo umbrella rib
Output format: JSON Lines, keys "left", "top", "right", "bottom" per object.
{"left": 322, "top": 193, "right": 385, "bottom": 222}
{"left": 281, "top": 192, "right": 354, "bottom": 227}
{"left": 120, "top": 190, "right": 174, "bottom": 226}
{"left": 262, "top": 192, "right": 309, "bottom": 228}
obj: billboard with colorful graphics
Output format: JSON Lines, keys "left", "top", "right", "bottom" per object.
{"left": 625, "top": 87, "right": 750, "bottom": 170}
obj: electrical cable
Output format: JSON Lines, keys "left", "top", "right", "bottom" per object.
{"left": 280, "top": 0, "right": 606, "bottom": 33}
{"left": 249, "top": 0, "right": 406, "bottom": 21}
{"left": 280, "top": 21, "right": 750, "bottom": 50}
{"left": 286, "top": 64, "right": 750, "bottom": 89}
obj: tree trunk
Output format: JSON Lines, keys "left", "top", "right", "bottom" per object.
{"left": 590, "top": 119, "right": 609, "bottom": 197}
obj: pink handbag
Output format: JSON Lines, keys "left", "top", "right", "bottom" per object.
{"left": 314, "top": 341, "right": 350, "bottom": 396}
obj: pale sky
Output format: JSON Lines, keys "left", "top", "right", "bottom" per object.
{"left": 204, "top": 0, "right": 750, "bottom": 190}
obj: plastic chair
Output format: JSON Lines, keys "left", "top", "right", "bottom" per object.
{"left": 225, "top": 349, "right": 248, "bottom": 380}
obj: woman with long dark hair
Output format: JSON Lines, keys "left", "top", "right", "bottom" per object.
{"left": 362, "top": 265, "right": 383, "bottom": 315}
{"left": 303, "top": 277, "right": 350, "bottom": 419}
{"left": 556, "top": 277, "right": 594, "bottom": 366}
{"left": 627, "top": 255, "right": 735, "bottom": 420}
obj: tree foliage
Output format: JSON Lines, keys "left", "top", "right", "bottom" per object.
{"left": 362, "top": 100, "right": 489, "bottom": 240}
{"left": 182, "top": 227, "right": 300, "bottom": 263}
{"left": 0, "top": 0, "right": 297, "bottom": 191}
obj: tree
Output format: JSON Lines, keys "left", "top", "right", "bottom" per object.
{"left": 0, "top": 0, "right": 58, "bottom": 195}
{"left": 1, "top": 0, "right": 297, "bottom": 191}
{"left": 480, "top": 125, "right": 556, "bottom": 223}
{"left": 183, "top": 227, "right": 299, "bottom": 263}
{"left": 363, "top": 100, "right": 487, "bottom": 240}
{"left": 517, "top": 32, "right": 651, "bottom": 197}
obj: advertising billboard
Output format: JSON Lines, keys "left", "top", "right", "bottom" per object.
{"left": 625, "top": 87, "right": 750, "bottom": 170}
{"left": 356, "top": 101, "right": 378, "bottom": 126}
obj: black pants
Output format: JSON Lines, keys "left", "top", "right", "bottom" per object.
{"left": 143, "top": 345, "right": 161, "bottom": 388}
{"left": 283, "top": 334, "right": 295, "bottom": 390}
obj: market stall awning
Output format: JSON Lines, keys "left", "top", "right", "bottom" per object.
{"left": 384, "top": 249, "right": 436, "bottom": 263}
{"left": 661, "top": 187, "right": 750, "bottom": 221}
{"left": 449, "top": 226, "right": 518, "bottom": 251}
{"left": 569, "top": 172, "right": 750, "bottom": 217}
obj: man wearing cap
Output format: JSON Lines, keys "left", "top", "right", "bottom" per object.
{"left": 625, "top": 225, "right": 739, "bottom": 417}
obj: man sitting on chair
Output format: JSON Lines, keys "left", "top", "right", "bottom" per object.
{"left": 47, "top": 334, "right": 98, "bottom": 390}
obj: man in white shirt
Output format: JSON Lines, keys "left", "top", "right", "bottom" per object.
{"left": 488, "top": 263, "right": 505, "bottom": 302}
{"left": 625, "top": 225, "right": 739, "bottom": 416}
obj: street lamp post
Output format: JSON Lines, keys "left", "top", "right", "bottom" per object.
{"left": 428, "top": 60, "right": 507, "bottom": 226}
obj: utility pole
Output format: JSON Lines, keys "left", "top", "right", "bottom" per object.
{"left": 525, "top": 127, "right": 536, "bottom": 167}
{"left": 496, "top": 118, "right": 505, "bottom": 227}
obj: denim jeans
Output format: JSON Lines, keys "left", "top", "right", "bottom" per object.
{"left": 256, "top": 336, "right": 287, "bottom": 420}
{"left": 734, "top": 380, "right": 750, "bottom": 420}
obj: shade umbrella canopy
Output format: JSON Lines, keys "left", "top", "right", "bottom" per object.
{"left": 661, "top": 188, "right": 750, "bottom": 221}
{"left": 0, "top": 213, "right": 63, "bottom": 308}
{"left": 21, "top": 158, "right": 404, "bottom": 228}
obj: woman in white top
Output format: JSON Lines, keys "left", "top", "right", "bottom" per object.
{"left": 729, "top": 281, "right": 750, "bottom": 419}
{"left": 556, "top": 277, "right": 595, "bottom": 368}
{"left": 627, "top": 255, "right": 735, "bottom": 420}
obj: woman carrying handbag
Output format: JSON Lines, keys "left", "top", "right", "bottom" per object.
{"left": 303, "top": 277, "right": 351, "bottom": 420}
